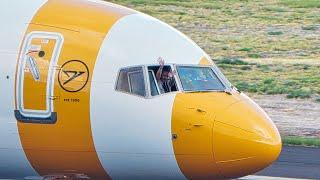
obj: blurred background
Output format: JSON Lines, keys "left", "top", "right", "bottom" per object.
{"left": 110, "top": 0, "right": 320, "bottom": 147}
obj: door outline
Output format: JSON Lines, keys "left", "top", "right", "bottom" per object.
{"left": 15, "top": 31, "right": 64, "bottom": 123}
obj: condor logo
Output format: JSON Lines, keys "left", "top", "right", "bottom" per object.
{"left": 58, "top": 60, "right": 89, "bottom": 93}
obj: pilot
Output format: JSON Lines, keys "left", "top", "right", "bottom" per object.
{"left": 156, "top": 57, "right": 176, "bottom": 93}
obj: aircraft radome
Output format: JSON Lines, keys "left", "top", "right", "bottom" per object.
{"left": 0, "top": 0, "right": 282, "bottom": 179}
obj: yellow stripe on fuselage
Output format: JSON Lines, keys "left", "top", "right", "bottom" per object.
{"left": 16, "top": 0, "right": 134, "bottom": 178}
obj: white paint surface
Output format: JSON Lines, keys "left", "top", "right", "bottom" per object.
{"left": 0, "top": 0, "right": 47, "bottom": 178}
{"left": 90, "top": 14, "right": 207, "bottom": 178}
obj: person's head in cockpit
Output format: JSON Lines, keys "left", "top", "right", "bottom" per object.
{"left": 156, "top": 57, "right": 176, "bottom": 93}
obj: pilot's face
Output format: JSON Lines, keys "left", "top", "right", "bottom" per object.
{"left": 161, "top": 71, "right": 173, "bottom": 80}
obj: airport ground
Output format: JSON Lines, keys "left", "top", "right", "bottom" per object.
{"left": 110, "top": 1, "right": 320, "bottom": 176}
{"left": 255, "top": 145, "right": 320, "bottom": 179}
{"left": 112, "top": 0, "right": 320, "bottom": 144}
{"left": 253, "top": 94, "right": 320, "bottom": 138}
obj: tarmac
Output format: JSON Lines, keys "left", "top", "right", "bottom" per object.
{"left": 241, "top": 145, "right": 320, "bottom": 180}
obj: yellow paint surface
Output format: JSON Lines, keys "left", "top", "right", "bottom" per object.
{"left": 213, "top": 98, "right": 282, "bottom": 178}
{"left": 23, "top": 38, "right": 56, "bottom": 110}
{"left": 171, "top": 92, "right": 241, "bottom": 179}
{"left": 16, "top": 0, "right": 134, "bottom": 178}
{"left": 172, "top": 56, "right": 281, "bottom": 179}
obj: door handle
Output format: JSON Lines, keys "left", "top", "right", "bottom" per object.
{"left": 49, "top": 96, "right": 60, "bottom": 101}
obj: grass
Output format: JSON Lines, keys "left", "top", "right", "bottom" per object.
{"left": 283, "top": 136, "right": 320, "bottom": 147}
{"left": 280, "top": 0, "right": 320, "bottom": 8}
{"left": 238, "top": 47, "right": 253, "bottom": 52}
{"left": 216, "top": 57, "right": 320, "bottom": 99}
{"left": 111, "top": 0, "right": 320, "bottom": 59}
{"left": 264, "top": 6, "right": 288, "bottom": 12}
{"left": 110, "top": 0, "right": 320, "bottom": 100}
{"left": 287, "top": 89, "right": 312, "bottom": 99}
{"left": 302, "top": 25, "right": 318, "bottom": 31}
{"left": 268, "top": 31, "right": 284, "bottom": 35}
{"left": 248, "top": 53, "right": 262, "bottom": 58}
{"left": 216, "top": 57, "right": 249, "bottom": 65}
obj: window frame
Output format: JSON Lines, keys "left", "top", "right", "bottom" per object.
{"left": 148, "top": 70, "right": 160, "bottom": 96}
{"left": 173, "top": 64, "right": 231, "bottom": 93}
{"left": 115, "top": 65, "right": 148, "bottom": 98}
{"left": 114, "top": 63, "right": 231, "bottom": 98}
{"left": 127, "top": 70, "right": 146, "bottom": 97}
{"left": 146, "top": 64, "right": 181, "bottom": 97}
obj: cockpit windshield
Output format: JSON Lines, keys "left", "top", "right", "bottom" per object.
{"left": 176, "top": 66, "right": 226, "bottom": 92}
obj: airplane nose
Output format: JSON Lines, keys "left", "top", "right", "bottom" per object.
{"left": 213, "top": 99, "right": 282, "bottom": 179}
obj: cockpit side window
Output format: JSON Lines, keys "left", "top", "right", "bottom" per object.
{"left": 116, "top": 66, "right": 146, "bottom": 97}
{"left": 148, "top": 65, "right": 178, "bottom": 95}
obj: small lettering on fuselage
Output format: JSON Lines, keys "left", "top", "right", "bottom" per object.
{"left": 63, "top": 98, "right": 80, "bottom": 103}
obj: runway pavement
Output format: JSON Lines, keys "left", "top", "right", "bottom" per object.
{"left": 254, "top": 145, "right": 320, "bottom": 180}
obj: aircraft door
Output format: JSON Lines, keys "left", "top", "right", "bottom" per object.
{"left": 15, "top": 32, "right": 64, "bottom": 123}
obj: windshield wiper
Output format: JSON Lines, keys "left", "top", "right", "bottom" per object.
{"left": 184, "top": 89, "right": 232, "bottom": 95}
{"left": 224, "top": 90, "right": 232, "bottom": 95}
{"left": 212, "top": 89, "right": 232, "bottom": 95}
{"left": 231, "top": 85, "right": 241, "bottom": 93}
{"left": 185, "top": 90, "right": 210, "bottom": 93}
